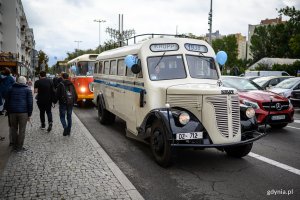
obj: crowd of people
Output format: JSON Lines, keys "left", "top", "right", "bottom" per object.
{"left": 0, "top": 68, "right": 78, "bottom": 152}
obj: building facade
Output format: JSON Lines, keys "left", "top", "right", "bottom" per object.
{"left": 0, "top": 0, "right": 35, "bottom": 71}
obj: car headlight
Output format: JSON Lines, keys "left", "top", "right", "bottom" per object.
{"left": 288, "top": 99, "right": 293, "bottom": 108}
{"left": 243, "top": 100, "right": 259, "bottom": 109}
{"left": 245, "top": 107, "right": 255, "bottom": 118}
{"left": 80, "top": 87, "right": 86, "bottom": 93}
{"left": 178, "top": 112, "right": 190, "bottom": 125}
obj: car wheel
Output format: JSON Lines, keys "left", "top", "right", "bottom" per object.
{"left": 97, "top": 100, "right": 115, "bottom": 125}
{"left": 150, "top": 119, "right": 172, "bottom": 167}
{"left": 270, "top": 123, "right": 288, "bottom": 129}
{"left": 225, "top": 143, "right": 253, "bottom": 158}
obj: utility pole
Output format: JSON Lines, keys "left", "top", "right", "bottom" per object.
{"left": 74, "top": 40, "right": 82, "bottom": 56}
{"left": 106, "top": 14, "right": 135, "bottom": 47}
{"left": 93, "top": 19, "right": 106, "bottom": 53}
{"left": 208, "top": 0, "right": 213, "bottom": 45}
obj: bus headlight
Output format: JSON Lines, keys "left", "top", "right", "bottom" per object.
{"left": 178, "top": 112, "right": 190, "bottom": 125}
{"left": 245, "top": 107, "right": 255, "bottom": 119}
{"left": 80, "top": 87, "right": 86, "bottom": 93}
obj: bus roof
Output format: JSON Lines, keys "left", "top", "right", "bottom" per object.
{"left": 67, "top": 54, "right": 99, "bottom": 64}
{"left": 96, "top": 37, "right": 214, "bottom": 61}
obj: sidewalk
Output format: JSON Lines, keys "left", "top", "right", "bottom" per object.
{"left": 0, "top": 104, "right": 144, "bottom": 200}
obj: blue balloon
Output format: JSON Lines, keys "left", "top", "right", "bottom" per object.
{"left": 71, "top": 65, "right": 77, "bottom": 73}
{"left": 125, "top": 55, "right": 137, "bottom": 68}
{"left": 216, "top": 51, "right": 228, "bottom": 65}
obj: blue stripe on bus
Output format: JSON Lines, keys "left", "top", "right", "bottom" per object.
{"left": 94, "top": 79, "right": 144, "bottom": 93}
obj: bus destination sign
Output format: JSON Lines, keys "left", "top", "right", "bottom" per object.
{"left": 184, "top": 43, "right": 208, "bottom": 53}
{"left": 150, "top": 43, "right": 179, "bottom": 52}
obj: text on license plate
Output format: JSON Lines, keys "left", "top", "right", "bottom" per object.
{"left": 271, "top": 115, "right": 286, "bottom": 120}
{"left": 176, "top": 132, "right": 203, "bottom": 140}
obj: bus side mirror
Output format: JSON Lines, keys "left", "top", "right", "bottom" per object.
{"left": 131, "top": 59, "right": 141, "bottom": 74}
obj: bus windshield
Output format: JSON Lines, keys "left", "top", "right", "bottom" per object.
{"left": 76, "top": 61, "right": 94, "bottom": 76}
{"left": 147, "top": 55, "right": 186, "bottom": 81}
{"left": 186, "top": 55, "right": 218, "bottom": 79}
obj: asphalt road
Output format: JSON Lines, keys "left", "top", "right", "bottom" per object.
{"left": 74, "top": 104, "right": 300, "bottom": 200}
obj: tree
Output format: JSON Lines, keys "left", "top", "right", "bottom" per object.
{"left": 250, "top": 6, "right": 300, "bottom": 63}
{"left": 36, "top": 50, "right": 49, "bottom": 75}
{"left": 212, "top": 35, "right": 238, "bottom": 72}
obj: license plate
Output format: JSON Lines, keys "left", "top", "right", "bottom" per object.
{"left": 271, "top": 115, "right": 286, "bottom": 120}
{"left": 176, "top": 132, "right": 203, "bottom": 140}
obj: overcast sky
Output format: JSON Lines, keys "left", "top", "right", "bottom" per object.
{"left": 22, "top": 0, "right": 300, "bottom": 66}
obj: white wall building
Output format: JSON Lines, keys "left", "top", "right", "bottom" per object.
{"left": 0, "top": 0, "right": 35, "bottom": 70}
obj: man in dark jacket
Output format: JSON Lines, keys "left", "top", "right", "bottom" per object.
{"left": 56, "top": 73, "right": 77, "bottom": 136}
{"left": 34, "top": 71, "right": 54, "bottom": 132}
{"left": 5, "top": 76, "right": 33, "bottom": 151}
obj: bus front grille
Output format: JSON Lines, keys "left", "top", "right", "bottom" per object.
{"left": 206, "top": 95, "right": 240, "bottom": 138}
{"left": 167, "top": 95, "right": 202, "bottom": 109}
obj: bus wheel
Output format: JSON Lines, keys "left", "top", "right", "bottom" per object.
{"left": 224, "top": 143, "right": 253, "bottom": 158}
{"left": 150, "top": 120, "right": 172, "bottom": 167}
{"left": 97, "top": 101, "right": 115, "bottom": 125}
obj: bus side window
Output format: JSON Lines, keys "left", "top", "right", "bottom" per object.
{"left": 126, "top": 66, "right": 134, "bottom": 77}
{"left": 110, "top": 60, "right": 117, "bottom": 75}
{"left": 104, "top": 61, "right": 110, "bottom": 75}
{"left": 94, "top": 62, "right": 98, "bottom": 74}
{"left": 117, "top": 59, "right": 125, "bottom": 76}
{"left": 99, "top": 62, "right": 103, "bottom": 74}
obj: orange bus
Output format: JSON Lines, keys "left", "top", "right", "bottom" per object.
{"left": 67, "top": 54, "right": 98, "bottom": 104}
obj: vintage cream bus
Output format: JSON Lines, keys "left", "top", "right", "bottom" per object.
{"left": 92, "top": 36, "right": 265, "bottom": 167}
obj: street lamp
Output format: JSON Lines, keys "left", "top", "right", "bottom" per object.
{"left": 93, "top": 19, "right": 106, "bottom": 53}
{"left": 74, "top": 40, "right": 82, "bottom": 56}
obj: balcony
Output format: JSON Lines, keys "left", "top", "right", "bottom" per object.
{"left": 0, "top": 31, "right": 3, "bottom": 42}
{"left": 0, "top": 13, "right": 2, "bottom": 25}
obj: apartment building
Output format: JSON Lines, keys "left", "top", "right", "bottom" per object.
{"left": 0, "top": 0, "right": 35, "bottom": 70}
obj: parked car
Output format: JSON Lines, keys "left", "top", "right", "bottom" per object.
{"left": 222, "top": 76, "right": 294, "bottom": 128}
{"left": 253, "top": 76, "right": 293, "bottom": 90}
{"left": 244, "top": 76, "right": 260, "bottom": 81}
{"left": 290, "top": 90, "right": 300, "bottom": 108}
{"left": 269, "top": 77, "right": 300, "bottom": 98}
{"left": 244, "top": 71, "right": 290, "bottom": 77}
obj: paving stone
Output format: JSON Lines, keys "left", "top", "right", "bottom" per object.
{"left": 0, "top": 105, "right": 140, "bottom": 199}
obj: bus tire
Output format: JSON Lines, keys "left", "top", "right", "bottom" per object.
{"left": 150, "top": 119, "right": 172, "bottom": 167}
{"left": 224, "top": 143, "right": 253, "bottom": 158}
{"left": 97, "top": 101, "right": 115, "bottom": 125}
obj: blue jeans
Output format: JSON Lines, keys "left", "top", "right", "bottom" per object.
{"left": 59, "top": 104, "right": 73, "bottom": 130}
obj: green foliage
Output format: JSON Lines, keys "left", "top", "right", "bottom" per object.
{"left": 272, "top": 61, "right": 300, "bottom": 76}
{"left": 254, "top": 63, "right": 270, "bottom": 71}
{"left": 36, "top": 50, "right": 49, "bottom": 75}
{"left": 250, "top": 6, "right": 300, "bottom": 63}
{"left": 212, "top": 35, "right": 238, "bottom": 72}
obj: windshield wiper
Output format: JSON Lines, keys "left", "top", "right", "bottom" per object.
{"left": 154, "top": 52, "right": 166, "bottom": 71}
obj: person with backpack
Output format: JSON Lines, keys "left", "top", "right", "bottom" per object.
{"left": 56, "top": 73, "right": 77, "bottom": 136}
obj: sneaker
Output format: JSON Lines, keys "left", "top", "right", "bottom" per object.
{"left": 47, "top": 123, "right": 53, "bottom": 132}
{"left": 40, "top": 124, "right": 46, "bottom": 130}
{"left": 67, "top": 128, "right": 71, "bottom": 136}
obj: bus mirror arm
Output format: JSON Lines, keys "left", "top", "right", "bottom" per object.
{"left": 139, "top": 89, "right": 146, "bottom": 107}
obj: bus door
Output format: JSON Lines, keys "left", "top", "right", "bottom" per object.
{"left": 113, "top": 59, "right": 126, "bottom": 118}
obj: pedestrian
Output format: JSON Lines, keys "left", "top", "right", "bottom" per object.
{"left": 56, "top": 72, "right": 77, "bottom": 136}
{"left": 34, "top": 71, "right": 54, "bottom": 132}
{"left": 0, "top": 68, "right": 15, "bottom": 115}
{"left": 5, "top": 76, "right": 33, "bottom": 152}
{"left": 53, "top": 73, "right": 63, "bottom": 89}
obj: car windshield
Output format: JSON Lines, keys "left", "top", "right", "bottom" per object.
{"left": 274, "top": 78, "right": 299, "bottom": 89}
{"left": 147, "top": 55, "right": 186, "bottom": 81}
{"left": 186, "top": 55, "right": 218, "bottom": 79}
{"left": 75, "top": 61, "right": 94, "bottom": 76}
{"left": 222, "top": 77, "right": 262, "bottom": 91}
{"left": 253, "top": 77, "right": 272, "bottom": 86}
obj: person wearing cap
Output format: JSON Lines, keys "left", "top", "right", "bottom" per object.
{"left": 5, "top": 76, "right": 33, "bottom": 152}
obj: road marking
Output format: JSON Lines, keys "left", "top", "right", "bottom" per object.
{"left": 293, "top": 119, "right": 300, "bottom": 123}
{"left": 286, "top": 126, "right": 300, "bottom": 130}
{"left": 249, "top": 152, "right": 300, "bottom": 176}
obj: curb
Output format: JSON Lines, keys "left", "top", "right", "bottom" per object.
{"left": 73, "top": 112, "right": 144, "bottom": 200}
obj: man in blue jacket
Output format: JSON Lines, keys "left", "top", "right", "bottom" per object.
{"left": 5, "top": 76, "right": 33, "bottom": 151}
